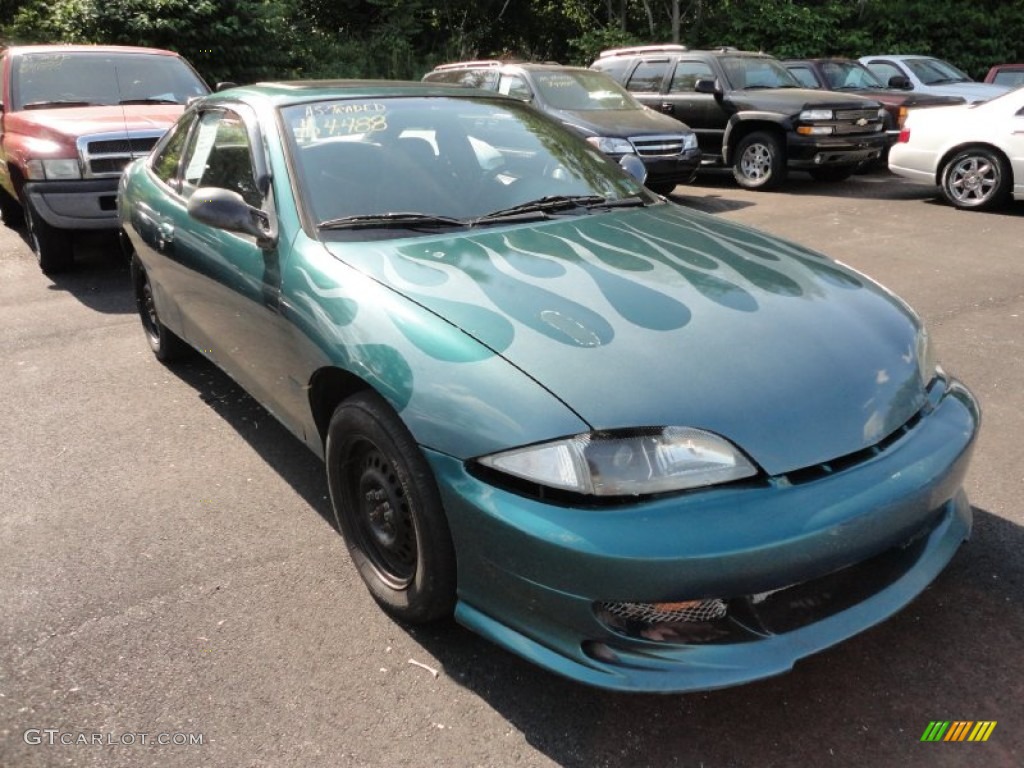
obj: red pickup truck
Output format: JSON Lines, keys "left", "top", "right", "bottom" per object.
{"left": 0, "top": 44, "right": 208, "bottom": 273}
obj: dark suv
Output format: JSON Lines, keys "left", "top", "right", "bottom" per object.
{"left": 591, "top": 45, "right": 889, "bottom": 189}
{"left": 423, "top": 61, "right": 700, "bottom": 195}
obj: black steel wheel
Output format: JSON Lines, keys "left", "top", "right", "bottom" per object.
{"left": 941, "top": 147, "right": 1011, "bottom": 211}
{"left": 131, "top": 253, "right": 190, "bottom": 362}
{"left": 326, "top": 391, "right": 456, "bottom": 624}
{"left": 733, "top": 131, "right": 787, "bottom": 190}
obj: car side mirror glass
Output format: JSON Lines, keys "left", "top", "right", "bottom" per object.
{"left": 694, "top": 78, "right": 718, "bottom": 95}
{"left": 619, "top": 154, "right": 647, "bottom": 185}
{"left": 188, "top": 187, "right": 275, "bottom": 247}
{"left": 888, "top": 75, "right": 911, "bottom": 90}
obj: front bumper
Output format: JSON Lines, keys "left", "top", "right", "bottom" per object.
{"left": 427, "top": 377, "right": 979, "bottom": 692}
{"left": 24, "top": 179, "right": 121, "bottom": 230}
{"left": 639, "top": 148, "right": 702, "bottom": 185}
{"left": 786, "top": 133, "right": 888, "bottom": 169}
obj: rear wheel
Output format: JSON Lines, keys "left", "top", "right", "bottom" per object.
{"left": 326, "top": 391, "right": 456, "bottom": 624}
{"left": 25, "top": 199, "right": 73, "bottom": 273}
{"left": 941, "top": 148, "right": 1011, "bottom": 210}
{"left": 131, "top": 254, "right": 190, "bottom": 362}
{"left": 733, "top": 131, "right": 786, "bottom": 190}
{"left": 809, "top": 166, "right": 855, "bottom": 183}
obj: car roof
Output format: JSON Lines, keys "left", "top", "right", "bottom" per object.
{"left": 210, "top": 80, "right": 516, "bottom": 108}
{"left": 3, "top": 44, "right": 181, "bottom": 57}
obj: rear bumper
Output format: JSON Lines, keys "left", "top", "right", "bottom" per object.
{"left": 429, "top": 377, "right": 979, "bottom": 692}
{"left": 23, "top": 179, "right": 120, "bottom": 230}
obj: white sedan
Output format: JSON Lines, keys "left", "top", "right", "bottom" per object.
{"left": 888, "top": 89, "right": 1024, "bottom": 210}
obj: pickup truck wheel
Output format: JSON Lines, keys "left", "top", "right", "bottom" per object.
{"left": 733, "top": 132, "right": 786, "bottom": 190}
{"left": 809, "top": 166, "right": 855, "bottom": 183}
{"left": 941, "top": 148, "right": 1011, "bottom": 211}
{"left": 646, "top": 181, "right": 678, "bottom": 196}
{"left": 131, "top": 254, "right": 190, "bottom": 362}
{"left": 0, "top": 188, "right": 24, "bottom": 228}
{"left": 25, "top": 200, "right": 74, "bottom": 273}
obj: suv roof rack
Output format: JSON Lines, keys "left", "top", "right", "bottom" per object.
{"left": 432, "top": 59, "right": 505, "bottom": 71}
{"left": 598, "top": 44, "right": 687, "bottom": 58}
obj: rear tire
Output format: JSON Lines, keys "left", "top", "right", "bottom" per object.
{"left": 25, "top": 199, "right": 73, "bottom": 273}
{"left": 732, "top": 131, "right": 786, "bottom": 190}
{"left": 326, "top": 391, "right": 456, "bottom": 624}
{"left": 131, "top": 253, "right": 190, "bottom": 362}
{"left": 940, "top": 147, "right": 1011, "bottom": 211}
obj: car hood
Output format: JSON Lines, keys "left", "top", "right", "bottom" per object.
{"left": 919, "top": 82, "right": 1009, "bottom": 102}
{"left": 550, "top": 107, "right": 690, "bottom": 138}
{"left": 8, "top": 105, "right": 183, "bottom": 140}
{"left": 327, "top": 204, "right": 929, "bottom": 476}
{"left": 727, "top": 88, "right": 881, "bottom": 112}
{"left": 837, "top": 89, "right": 964, "bottom": 108}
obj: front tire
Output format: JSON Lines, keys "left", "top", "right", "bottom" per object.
{"left": 0, "top": 187, "right": 24, "bottom": 228}
{"left": 646, "top": 180, "right": 678, "bottom": 196}
{"left": 941, "top": 148, "right": 1011, "bottom": 210}
{"left": 733, "top": 131, "right": 786, "bottom": 190}
{"left": 326, "top": 391, "right": 456, "bottom": 624}
{"left": 809, "top": 166, "right": 855, "bottom": 183}
{"left": 25, "top": 199, "right": 73, "bottom": 273}
{"left": 131, "top": 254, "right": 190, "bottom": 362}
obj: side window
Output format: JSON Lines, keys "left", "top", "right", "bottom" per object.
{"left": 866, "top": 61, "right": 905, "bottom": 86}
{"left": 625, "top": 60, "right": 669, "bottom": 92}
{"left": 150, "top": 115, "right": 195, "bottom": 190}
{"left": 181, "top": 110, "right": 261, "bottom": 207}
{"left": 787, "top": 65, "right": 819, "bottom": 88}
{"left": 668, "top": 60, "right": 715, "bottom": 92}
{"left": 498, "top": 74, "right": 532, "bottom": 101}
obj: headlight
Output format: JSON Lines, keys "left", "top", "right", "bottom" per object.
{"left": 799, "top": 109, "right": 834, "bottom": 121}
{"left": 586, "top": 136, "right": 635, "bottom": 155}
{"left": 682, "top": 133, "right": 698, "bottom": 150}
{"left": 25, "top": 158, "right": 82, "bottom": 180}
{"left": 477, "top": 427, "right": 757, "bottom": 497}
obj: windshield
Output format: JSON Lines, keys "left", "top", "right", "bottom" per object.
{"left": 820, "top": 61, "right": 885, "bottom": 90}
{"left": 720, "top": 56, "right": 802, "bottom": 90}
{"left": 532, "top": 69, "right": 642, "bottom": 111}
{"left": 281, "top": 96, "right": 650, "bottom": 238}
{"left": 905, "top": 57, "right": 971, "bottom": 85}
{"left": 12, "top": 52, "right": 209, "bottom": 111}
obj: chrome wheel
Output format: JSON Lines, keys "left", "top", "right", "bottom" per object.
{"left": 942, "top": 148, "right": 1010, "bottom": 211}
{"left": 739, "top": 143, "right": 772, "bottom": 182}
{"left": 733, "top": 131, "right": 785, "bottom": 190}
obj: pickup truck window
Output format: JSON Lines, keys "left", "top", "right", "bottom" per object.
{"left": 625, "top": 60, "right": 669, "bottom": 93}
{"left": 669, "top": 61, "right": 715, "bottom": 93}
{"left": 12, "top": 52, "right": 207, "bottom": 111}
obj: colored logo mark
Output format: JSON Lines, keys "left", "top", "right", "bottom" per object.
{"left": 921, "top": 721, "right": 997, "bottom": 742}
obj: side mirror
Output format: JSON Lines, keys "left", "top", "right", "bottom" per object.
{"left": 694, "top": 78, "right": 718, "bottom": 95}
{"left": 188, "top": 187, "right": 276, "bottom": 248}
{"left": 619, "top": 154, "right": 647, "bottom": 185}
{"left": 888, "top": 75, "right": 912, "bottom": 90}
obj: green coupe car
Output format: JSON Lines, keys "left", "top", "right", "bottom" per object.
{"left": 118, "top": 81, "right": 979, "bottom": 693}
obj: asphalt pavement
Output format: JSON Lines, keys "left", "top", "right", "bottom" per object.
{"left": 1, "top": 169, "right": 1021, "bottom": 767}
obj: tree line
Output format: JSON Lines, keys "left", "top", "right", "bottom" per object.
{"left": 1, "top": 0, "right": 1021, "bottom": 85}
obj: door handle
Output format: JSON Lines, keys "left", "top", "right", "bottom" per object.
{"left": 659, "top": 102, "right": 674, "bottom": 114}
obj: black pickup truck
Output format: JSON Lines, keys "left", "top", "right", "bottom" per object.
{"left": 591, "top": 45, "right": 889, "bottom": 190}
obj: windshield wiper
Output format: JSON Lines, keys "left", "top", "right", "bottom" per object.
{"left": 473, "top": 194, "right": 649, "bottom": 222}
{"left": 22, "top": 100, "right": 97, "bottom": 109}
{"left": 318, "top": 212, "right": 467, "bottom": 231}
{"left": 119, "top": 98, "right": 181, "bottom": 105}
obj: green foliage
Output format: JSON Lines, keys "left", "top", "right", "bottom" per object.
{"left": 2, "top": 0, "right": 1021, "bottom": 83}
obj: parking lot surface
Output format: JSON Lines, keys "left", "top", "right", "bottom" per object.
{"left": 1, "top": 170, "right": 1021, "bottom": 767}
